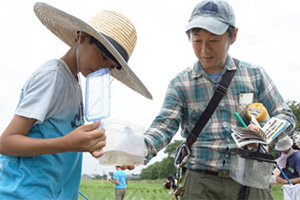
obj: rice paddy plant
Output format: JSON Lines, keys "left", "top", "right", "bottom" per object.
{"left": 79, "top": 179, "right": 283, "bottom": 200}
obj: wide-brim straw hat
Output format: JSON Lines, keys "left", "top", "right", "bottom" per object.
{"left": 34, "top": 2, "right": 152, "bottom": 99}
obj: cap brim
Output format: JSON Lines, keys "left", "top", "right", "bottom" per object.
{"left": 34, "top": 2, "right": 152, "bottom": 99}
{"left": 185, "top": 16, "right": 229, "bottom": 35}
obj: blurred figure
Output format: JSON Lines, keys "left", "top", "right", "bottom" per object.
{"left": 108, "top": 165, "right": 128, "bottom": 200}
{"left": 163, "top": 174, "right": 177, "bottom": 192}
{"left": 274, "top": 135, "right": 300, "bottom": 185}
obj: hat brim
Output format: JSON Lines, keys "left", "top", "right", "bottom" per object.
{"left": 275, "top": 145, "right": 292, "bottom": 151}
{"left": 34, "top": 2, "right": 152, "bottom": 99}
{"left": 275, "top": 137, "right": 293, "bottom": 151}
{"left": 185, "top": 16, "right": 229, "bottom": 35}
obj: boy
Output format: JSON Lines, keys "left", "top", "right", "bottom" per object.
{"left": 0, "top": 2, "right": 151, "bottom": 199}
{"left": 108, "top": 165, "right": 128, "bottom": 200}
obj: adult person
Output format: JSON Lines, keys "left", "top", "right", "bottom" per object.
{"left": 108, "top": 165, "right": 128, "bottom": 200}
{"left": 274, "top": 135, "right": 300, "bottom": 185}
{"left": 0, "top": 2, "right": 151, "bottom": 200}
{"left": 144, "top": 0, "right": 295, "bottom": 199}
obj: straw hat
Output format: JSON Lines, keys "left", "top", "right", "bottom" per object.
{"left": 34, "top": 2, "right": 152, "bottom": 99}
{"left": 275, "top": 135, "right": 293, "bottom": 151}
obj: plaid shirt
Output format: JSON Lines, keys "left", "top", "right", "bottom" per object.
{"left": 144, "top": 56, "right": 296, "bottom": 171}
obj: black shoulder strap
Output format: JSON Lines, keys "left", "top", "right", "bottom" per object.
{"left": 186, "top": 58, "right": 239, "bottom": 149}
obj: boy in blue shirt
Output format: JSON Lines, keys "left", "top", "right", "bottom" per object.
{"left": 108, "top": 165, "right": 128, "bottom": 200}
{"left": 0, "top": 2, "right": 151, "bottom": 200}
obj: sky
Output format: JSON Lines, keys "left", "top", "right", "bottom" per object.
{"left": 0, "top": 0, "right": 300, "bottom": 175}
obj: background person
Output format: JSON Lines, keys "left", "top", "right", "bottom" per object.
{"left": 274, "top": 135, "right": 300, "bottom": 185}
{"left": 0, "top": 2, "right": 151, "bottom": 199}
{"left": 163, "top": 174, "right": 177, "bottom": 192}
{"left": 108, "top": 165, "right": 128, "bottom": 200}
{"left": 144, "top": 0, "right": 296, "bottom": 199}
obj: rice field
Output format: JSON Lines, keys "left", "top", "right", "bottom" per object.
{"left": 79, "top": 179, "right": 171, "bottom": 200}
{"left": 79, "top": 179, "right": 284, "bottom": 200}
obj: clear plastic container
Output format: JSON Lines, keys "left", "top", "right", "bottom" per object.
{"left": 85, "top": 68, "right": 110, "bottom": 122}
{"left": 97, "top": 119, "right": 145, "bottom": 165}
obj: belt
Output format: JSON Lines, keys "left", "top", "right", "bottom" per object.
{"left": 200, "top": 170, "right": 231, "bottom": 178}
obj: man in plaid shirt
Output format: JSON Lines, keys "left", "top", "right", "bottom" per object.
{"left": 144, "top": 0, "right": 296, "bottom": 199}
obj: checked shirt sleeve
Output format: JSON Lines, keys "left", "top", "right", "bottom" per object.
{"left": 144, "top": 80, "right": 184, "bottom": 162}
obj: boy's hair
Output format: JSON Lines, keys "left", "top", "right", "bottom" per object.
{"left": 89, "top": 36, "right": 122, "bottom": 70}
{"left": 187, "top": 25, "right": 235, "bottom": 40}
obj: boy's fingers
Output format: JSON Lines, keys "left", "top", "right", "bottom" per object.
{"left": 91, "top": 149, "right": 104, "bottom": 158}
{"left": 83, "top": 121, "right": 101, "bottom": 131}
{"left": 89, "top": 129, "right": 106, "bottom": 140}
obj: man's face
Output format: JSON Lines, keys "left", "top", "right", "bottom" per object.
{"left": 190, "top": 28, "right": 236, "bottom": 73}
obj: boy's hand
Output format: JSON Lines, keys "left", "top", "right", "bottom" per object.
{"left": 63, "top": 121, "right": 106, "bottom": 156}
{"left": 276, "top": 175, "right": 288, "bottom": 184}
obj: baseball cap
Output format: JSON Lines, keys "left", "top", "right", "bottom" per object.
{"left": 186, "top": 0, "right": 235, "bottom": 35}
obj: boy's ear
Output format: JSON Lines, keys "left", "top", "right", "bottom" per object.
{"left": 76, "top": 31, "right": 89, "bottom": 43}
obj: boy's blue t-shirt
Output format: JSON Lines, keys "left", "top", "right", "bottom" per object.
{"left": 0, "top": 59, "right": 84, "bottom": 200}
{"left": 113, "top": 170, "right": 127, "bottom": 189}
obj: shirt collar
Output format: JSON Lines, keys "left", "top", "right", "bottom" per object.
{"left": 191, "top": 55, "right": 237, "bottom": 79}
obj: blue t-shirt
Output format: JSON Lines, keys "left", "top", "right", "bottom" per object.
{"left": 280, "top": 150, "right": 300, "bottom": 179}
{"left": 0, "top": 60, "right": 84, "bottom": 200}
{"left": 113, "top": 170, "right": 127, "bottom": 189}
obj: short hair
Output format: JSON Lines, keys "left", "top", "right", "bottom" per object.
{"left": 89, "top": 36, "right": 122, "bottom": 69}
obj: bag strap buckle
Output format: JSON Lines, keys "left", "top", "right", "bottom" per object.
{"left": 215, "top": 84, "right": 227, "bottom": 96}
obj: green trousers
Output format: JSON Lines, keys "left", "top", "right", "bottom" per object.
{"left": 115, "top": 188, "right": 126, "bottom": 200}
{"left": 181, "top": 169, "right": 273, "bottom": 200}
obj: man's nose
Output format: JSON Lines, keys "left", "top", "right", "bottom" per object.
{"left": 201, "top": 42, "right": 212, "bottom": 53}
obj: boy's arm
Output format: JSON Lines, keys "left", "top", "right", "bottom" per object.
{"left": 108, "top": 177, "right": 119, "bottom": 185}
{"left": 0, "top": 115, "right": 106, "bottom": 157}
{"left": 276, "top": 172, "right": 300, "bottom": 184}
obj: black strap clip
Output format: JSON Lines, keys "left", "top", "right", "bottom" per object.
{"left": 215, "top": 84, "right": 227, "bottom": 96}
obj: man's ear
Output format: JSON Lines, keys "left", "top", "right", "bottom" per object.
{"left": 230, "top": 28, "right": 238, "bottom": 44}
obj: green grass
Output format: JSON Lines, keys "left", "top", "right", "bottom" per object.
{"left": 79, "top": 179, "right": 284, "bottom": 200}
{"left": 79, "top": 179, "right": 171, "bottom": 200}
{"left": 271, "top": 184, "right": 284, "bottom": 200}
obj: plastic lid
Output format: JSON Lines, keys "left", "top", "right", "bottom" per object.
{"left": 85, "top": 68, "right": 110, "bottom": 122}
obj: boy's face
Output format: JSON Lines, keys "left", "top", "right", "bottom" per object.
{"left": 78, "top": 34, "right": 118, "bottom": 77}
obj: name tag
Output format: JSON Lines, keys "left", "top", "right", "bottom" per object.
{"left": 239, "top": 93, "right": 254, "bottom": 105}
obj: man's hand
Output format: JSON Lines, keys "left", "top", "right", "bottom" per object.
{"left": 246, "top": 123, "right": 260, "bottom": 149}
{"left": 120, "top": 165, "right": 135, "bottom": 170}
